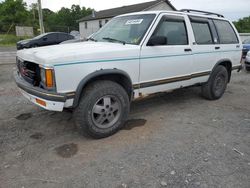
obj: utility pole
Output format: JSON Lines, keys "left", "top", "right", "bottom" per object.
{"left": 37, "top": 0, "right": 45, "bottom": 34}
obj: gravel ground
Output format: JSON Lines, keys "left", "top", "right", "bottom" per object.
{"left": 0, "top": 46, "right": 16, "bottom": 65}
{"left": 0, "top": 55, "right": 250, "bottom": 187}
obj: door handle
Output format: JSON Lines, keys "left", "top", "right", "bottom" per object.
{"left": 236, "top": 45, "right": 240, "bottom": 48}
{"left": 184, "top": 48, "right": 192, "bottom": 52}
{"left": 215, "top": 46, "right": 220, "bottom": 50}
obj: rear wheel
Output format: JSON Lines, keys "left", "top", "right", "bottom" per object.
{"left": 246, "top": 66, "right": 250, "bottom": 72}
{"left": 74, "top": 80, "right": 130, "bottom": 139}
{"left": 201, "top": 65, "right": 229, "bottom": 100}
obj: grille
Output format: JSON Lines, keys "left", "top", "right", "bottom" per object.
{"left": 16, "top": 58, "right": 40, "bottom": 86}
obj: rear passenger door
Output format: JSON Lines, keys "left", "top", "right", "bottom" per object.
{"left": 189, "top": 16, "right": 219, "bottom": 83}
{"left": 139, "top": 14, "right": 193, "bottom": 95}
{"left": 212, "top": 19, "right": 241, "bottom": 66}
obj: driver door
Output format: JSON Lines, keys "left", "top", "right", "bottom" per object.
{"left": 139, "top": 14, "right": 194, "bottom": 95}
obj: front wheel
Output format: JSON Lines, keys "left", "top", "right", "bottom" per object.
{"left": 74, "top": 80, "right": 130, "bottom": 139}
{"left": 201, "top": 65, "right": 229, "bottom": 100}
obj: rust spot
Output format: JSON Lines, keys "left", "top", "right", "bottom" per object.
{"left": 123, "top": 119, "right": 147, "bottom": 130}
{"left": 55, "top": 143, "right": 78, "bottom": 158}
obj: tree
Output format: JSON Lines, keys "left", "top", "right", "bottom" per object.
{"left": 45, "top": 5, "right": 92, "bottom": 32}
{"left": 0, "top": 0, "right": 93, "bottom": 33}
{"left": 0, "top": 0, "right": 31, "bottom": 32}
{"left": 233, "top": 16, "right": 250, "bottom": 33}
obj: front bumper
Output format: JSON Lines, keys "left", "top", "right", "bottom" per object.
{"left": 245, "top": 61, "right": 250, "bottom": 68}
{"left": 242, "top": 49, "right": 249, "bottom": 58}
{"left": 16, "top": 44, "right": 25, "bottom": 50}
{"left": 14, "top": 71, "right": 75, "bottom": 111}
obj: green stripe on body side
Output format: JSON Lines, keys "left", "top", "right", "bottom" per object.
{"left": 54, "top": 49, "right": 241, "bottom": 67}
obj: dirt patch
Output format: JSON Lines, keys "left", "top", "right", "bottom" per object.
{"left": 55, "top": 143, "right": 78, "bottom": 158}
{"left": 123, "top": 119, "right": 147, "bottom": 130}
{"left": 16, "top": 113, "right": 32, "bottom": 120}
{"left": 30, "top": 132, "right": 44, "bottom": 140}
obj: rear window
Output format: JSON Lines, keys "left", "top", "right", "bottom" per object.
{"left": 191, "top": 22, "right": 213, "bottom": 45}
{"left": 213, "top": 20, "right": 239, "bottom": 44}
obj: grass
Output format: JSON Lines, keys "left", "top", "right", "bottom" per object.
{"left": 0, "top": 34, "right": 30, "bottom": 46}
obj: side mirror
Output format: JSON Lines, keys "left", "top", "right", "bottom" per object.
{"left": 148, "top": 36, "right": 167, "bottom": 46}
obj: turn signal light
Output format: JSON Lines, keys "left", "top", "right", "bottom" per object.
{"left": 36, "top": 98, "right": 46, "bottom": 107}
{"left": 45, "top": 69, "right": 53, "bottom": 88}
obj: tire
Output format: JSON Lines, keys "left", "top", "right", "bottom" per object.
{"left": 246, "top": 66, "right": 250, "bottom": 72}
{"left": 74, "top": 80, "right": 130, "bottom": 139}
{"left": 201, "top": 65, "right": 229, "bottom": 100}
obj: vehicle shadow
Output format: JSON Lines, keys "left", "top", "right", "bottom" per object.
{"left": 11, "top": 86, "right": 203, "bottom": 143}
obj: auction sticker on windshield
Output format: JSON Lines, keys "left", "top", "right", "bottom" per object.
{"left": 125, "top": 19, "right": 143, "bottom": 25}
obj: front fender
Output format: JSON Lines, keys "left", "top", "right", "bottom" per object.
{"left": 73, "top": 69, "right": 133, "bottom": 107}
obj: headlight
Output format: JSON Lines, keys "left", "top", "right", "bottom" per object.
{"left": 247, "top": 52, "right": 250, "bottom": 57}
{"left": 40, "top": 68, "right": 46, "bottom": 84}
{"left": 40, "top": 66, "right": 54, "bottom": 89}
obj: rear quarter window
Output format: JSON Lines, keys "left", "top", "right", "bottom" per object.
{"left": 213, "top": 20, "right": 239, "bottom": 44}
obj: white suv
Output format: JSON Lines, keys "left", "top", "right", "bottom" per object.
{"left": 15, "top": 10, "right": 242, "bottom": 138}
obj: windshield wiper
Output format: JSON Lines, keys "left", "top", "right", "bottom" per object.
{"left": 102, "top": 37, "right": 126, "bottom": 45}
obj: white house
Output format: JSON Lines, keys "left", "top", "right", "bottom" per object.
{"left": 77, "top": 0, "right": 176, "bottom": 39}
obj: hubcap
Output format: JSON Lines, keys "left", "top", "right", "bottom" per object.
{"left": 91, "top": 95, "right": 121, "bottom": 129}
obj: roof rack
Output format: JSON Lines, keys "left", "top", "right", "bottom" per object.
{"left": 180, "top": 9, "right": 224, "bottom": 18}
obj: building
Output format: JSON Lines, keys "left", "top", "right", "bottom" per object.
{"left": 77, "top": 0, "right": 176, "bottom": 38}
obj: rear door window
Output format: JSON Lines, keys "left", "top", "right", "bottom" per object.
{"left": 213, "top": 20, "right": 239, "bottom": 44}
{"left": 191, "top": 22, "right": 213, "bottom": 45}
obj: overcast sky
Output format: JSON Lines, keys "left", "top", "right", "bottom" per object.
{"left": 2, "top": 0, "right": 250, "bottom": 21}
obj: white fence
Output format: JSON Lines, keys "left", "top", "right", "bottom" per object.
{"left": 15, "top": 26, "right": 34, "bottom": 37}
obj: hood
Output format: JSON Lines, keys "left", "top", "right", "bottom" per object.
{"left": 16, "top": 41, "right": 140, "bottom": 66}
{"left": 17, "top": 39, "right": 32, "bottom": 44}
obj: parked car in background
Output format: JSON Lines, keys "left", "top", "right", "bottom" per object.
{"left": 60, "top": 38, "right": 86, "bottom": 44}
{"left": 16, "top": 32, "right": 74, "bottom": 50}
{"left": 60, "top": 33, "right": 94, "bottom": 44}
{"left": 245, "top": 51, "right": 250, "bottom": 71}
{"left": 242, "top": 39, "right": 250, "bottom": 58}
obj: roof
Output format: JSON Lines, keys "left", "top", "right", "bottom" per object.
{"left": 118, "top": 10, "right": 227, "bottom": 21}
{"left": 77, "top": 0, "right": 176, "bottom": 22}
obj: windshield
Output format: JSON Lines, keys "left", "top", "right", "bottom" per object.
{"left": 92, "top": 14, "right": 156, "bottom": 45}
{"left": 243, "top": 39, "right": 250, "bottom": 44}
